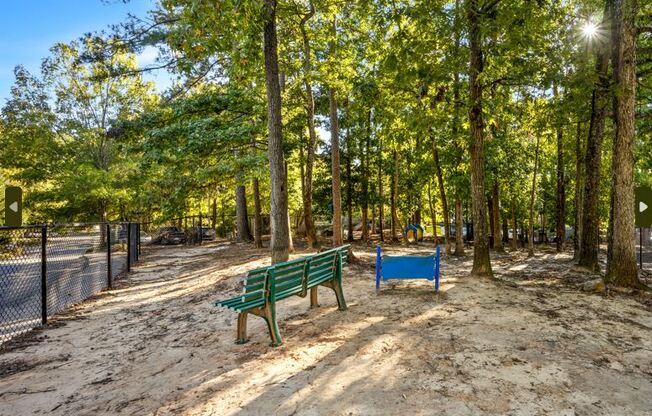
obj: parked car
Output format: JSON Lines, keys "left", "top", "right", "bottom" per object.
{"left": 153, "top": 227, "right": 187, "bottom": 245}
{"left": 200, "top": 227, "right": 216, "bottom": 241}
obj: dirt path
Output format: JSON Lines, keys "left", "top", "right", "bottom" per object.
{"left": 0, "top": 242, "right": 650, "bottom": 415}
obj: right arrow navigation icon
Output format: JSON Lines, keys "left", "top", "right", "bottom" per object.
{"left": 635, "top": 186, "right": 652, "bottom": 228}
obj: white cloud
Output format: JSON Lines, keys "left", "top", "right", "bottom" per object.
{"left": 137, "top": 46, "right": 158, "bottom": 67}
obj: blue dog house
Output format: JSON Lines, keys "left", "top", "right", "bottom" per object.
{"left": 375, "top": 244, "right": 440, "bottom": 292}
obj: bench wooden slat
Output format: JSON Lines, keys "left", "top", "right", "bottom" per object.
{"left": 270, "top": 263, "right": 306, "bottom": 276}
{"left": 243, "top": 281, "right": 265, "bottom": 292}
{"left": 275, "top": 285, "right": 304, "bottom": 300}
{"left": 273, "top": 268, "right": 305, "bottom": 282}
{"left": 310, "top": 253, "right": 336, "bottom": 265}
{"left": 275, "top": 279, "right": 303, "bottom": 293}
{"left": 307, "top": 272, "right": 333, "bottom": 287}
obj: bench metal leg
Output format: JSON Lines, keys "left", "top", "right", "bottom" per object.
{"left": 263, "top": 304, "right": 282, "bottom": 347}
{"left": 236, "top": 312, "right": 249, "bottom": 344}
{"left": 310, "top": 287, "right": 320, "bottom": 308}
{"left": 322, "top": 280, "right": 347, "bottom": 311}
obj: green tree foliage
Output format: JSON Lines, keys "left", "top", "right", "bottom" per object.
{"left": 2, "top": 0, "right": 651, "bottom": 286}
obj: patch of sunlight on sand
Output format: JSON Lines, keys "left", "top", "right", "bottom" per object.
{"left": 509, "top": 264, "right": 528, "bottom": 271}
{"left": 183, "top": 316, "right": 386, "bottom": 415}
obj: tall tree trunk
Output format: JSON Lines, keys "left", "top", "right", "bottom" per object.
{"left": 528, "top": 135, "right": 541, "bottom": 257}
{"left": 488, "top": 196, "right": 494, "bottom": 248}
{"left": 252, "top": 179, "right": 263, "bottom": 248}
{"left": 285, "top": 161, "right": 294, "bottom": 253}
{"left": 511, "top": 201, "right": 518, "bottom": 251}
{"left": 378, "top": 136, "right": 384, "bottom": 241}
{"left": 466, "top": 0, "right": 492, "bottom": 277}
{"left": 263, "top": 0, "right": 289, "bottom": 263}
{"left": 554, "top": 85, "right": 566, "bottom": 252}
{"left": 578, "top": 3, "right": 612, "bottom": 271}
{"left": 252, "top": 138, "right": 263, "bottom": 248}
{"left": 361, "top": 110, "right": 371, "bottom": 242}
{"left": 329, "top": 16, "right": 342, "bottom": 247}
{"left": 346, "top": 123, "right": 354, "bottom": 242}
{"left": 574, "top": 121, "right": 584, "bottom": 259}
{"left": 391, "top": 149, "right": 399, "bottom": 242}
{"left": 605, "top": 0, "right": 642, "bottom": 287}
{"left": 235, "top": 185, "right": 252, "bottom": 242}
{"left": 428, "top": 181, "right": 438, "bottom": 240}
{"left": 455, "top": 198, "right": 465, "bottom": 255}
{"left": 492, "top": 182, "right": 504, "bottom": 251}
{"left": 432, "top": 135, "right": 452, "bottom": 254}
{"left": 299, "top": 7, "right": 319, "bottom": 249}
{"left": 452, "top": 0, "right": 463, "bottom": 257}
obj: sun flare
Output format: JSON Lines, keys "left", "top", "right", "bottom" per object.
{"left": 582, "top": 21, "right": 597, "bottom": 38}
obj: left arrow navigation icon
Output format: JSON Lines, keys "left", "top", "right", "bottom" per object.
{"left": 5, "top": 186, "right": 22, "bottom": 226}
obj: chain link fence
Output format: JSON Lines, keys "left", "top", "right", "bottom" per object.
{"left": 0, "top": 222, "right": 141, "bottom": 346}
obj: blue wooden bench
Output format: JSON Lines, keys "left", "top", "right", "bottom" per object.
{"left": 214, "top": 245, "right": 350, "bottom": 346}
{"left": 375, "top": 244, "right": 440, "bottom": 292}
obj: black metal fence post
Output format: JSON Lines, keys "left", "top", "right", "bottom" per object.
{"left": 40, "top": 226, "right": 47, "bottom": 325}
{"left": 127, "top": 222, "right": 132, "bottom": 273}
{"left": 107, "top": 223, "right": 112, "bottom": 288}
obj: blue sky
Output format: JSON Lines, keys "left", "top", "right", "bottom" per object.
{"left": 0, "top": 0, "right": 169, "bottom": 105}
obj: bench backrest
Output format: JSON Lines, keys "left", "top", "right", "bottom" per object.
{"left": 269, "top": 257, "right": 309, "bottom": 301}
{"left": 240, "top": 266, "right": 269, "bottom": 304}
{"left": 306, "top": 249, "right": 338, "bottom": 287}
{"left": 236, "top": 245, "right": 351, "bottom": 305}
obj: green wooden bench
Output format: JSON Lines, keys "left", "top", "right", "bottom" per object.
{"left": 214, "top": 245, "right": 351, "bottom": 346}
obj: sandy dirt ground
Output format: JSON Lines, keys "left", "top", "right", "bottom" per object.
{"left": 0, "top": 241, "right": 651, "bottom": 416}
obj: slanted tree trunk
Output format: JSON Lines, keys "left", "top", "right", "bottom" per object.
{"left": 578, "top": 2, "right": 612, "bottom": 271}
{"left": 574, "top": 121, "right": 584, "bottom": 260}
{"left": 605, "top": 0, "right": 643, "bottom": 288}
{"left": 528, "top": 135, "right": 541, "bottom": 257}
{"left": 299, "top": 6, "right": 319, "bottom": 249}
{"left": 391, "top": 149, "right": 399, "bottom": 241}
{"left": 236, "top": 185, "right": 252, "bottom": 242}
{"left": 263, "top": 0, "right": 289, "bottom": 263}
{"left": 492, "top": 182, "right": 504, "bottom": 252}
{"left": 329, "top": 17, "right": 342, "bottom": 247}
{"left": 466, "top": 0, "right": 492, "bottom": 277}
{"left": 432, "top": 134, "right": 452, "bottom": 254}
